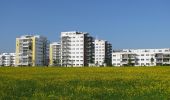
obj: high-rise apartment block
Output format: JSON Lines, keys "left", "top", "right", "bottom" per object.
{"left": 49, "top": 42, "right": 61, "bottom": 66}
{"left": 112, "top": 48, "right": 170, "bottom": 66}
{"left": 94, "top": 39, "right": 112, "bottom": 66}
{"left": 61, "top": 31, "right": 94, "bottom": 67}
{"left": 0, "top": 53, "right": 16, "bottom": 66}
{"left": 15, "top": 35, "right": 49, "bottom": 66}
{"left": 5, "top": 32, "right": 170, "bottom": 67}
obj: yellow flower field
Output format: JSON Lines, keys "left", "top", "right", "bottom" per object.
{"left": 0, "top": 66, "right": 170, "bottom": 100}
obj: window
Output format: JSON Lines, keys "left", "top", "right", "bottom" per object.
{"left": 141, "top": 54, "right": 144, "bottom": 56}
{"left": 159, "top": 50, "right": 162, "bottom": 52}
{"left": 112, "top": 63, "right": 116, "bottom": 65}
{"left": 136, "top": 63, "right": 139, "bottom": 65}
{"left": 112, "top": 59, "right": 116, "bottom": 61}
{"left": 165, "top": 50, "right": 169, "bottom": 52}
{"left": 146, "top": 63, "right": 150, "bottom": 65}
{"left": 141, "top": 63, "right": 145, "bottom": 66}
{"left": 113, "top": 55, "right": 116, "bottom": 57}
{"left": 141, "top": 59, "right": 144, "bottom": 61}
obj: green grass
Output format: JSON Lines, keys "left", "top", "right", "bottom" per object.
{"left": 0, "top": 67, "right": 170, "bottom": 100}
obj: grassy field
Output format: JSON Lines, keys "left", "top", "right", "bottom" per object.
{"left": 0, "top": 67, "right": 170, "bottom": 100}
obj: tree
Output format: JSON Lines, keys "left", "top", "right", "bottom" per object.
{"left": 127, "top": 54, "right": 134, "bottom": 66}
{"left": 95, "top": 61, "right": 99, "bottom": 67}
{"left": 29, "top": 45, "right": 32, "bottom": 50}
{"left": 151, "top": 57, "right": 154, "bottom": 65}
{"left": 53, "top": 59, "right": 60, "bottom": 66}
{"left": 128, "top": 58, "right": 132, "bottom": 66}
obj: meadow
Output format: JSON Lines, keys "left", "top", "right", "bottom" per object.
{"left": 0, "top": 66, "right": 170, "bottom": 100}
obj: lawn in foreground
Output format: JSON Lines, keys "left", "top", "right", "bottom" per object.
{"left": 0, "top": 67, "right": 170, "bottom": 100}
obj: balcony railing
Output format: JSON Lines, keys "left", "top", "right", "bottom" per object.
{"left": 121, "top": 61, "right": 135, "bottom": 64}
{"left": 156, "top": 61, "right": 163, "bottom": 63}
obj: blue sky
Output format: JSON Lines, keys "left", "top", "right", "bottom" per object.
{"left": 0, "top": 0, "right": 170, "bottom": 52}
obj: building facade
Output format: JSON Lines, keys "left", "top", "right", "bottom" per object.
{"left": 94, "top": 39, "right": 112, "bottom": 66}
{"left": 112, "top": 48, "right": 170, "bottom": 66}
{"left": 15, "top": 35, "right": 49, "bottom": 66}
{"left": 0, "top": 53, "right": 16, "bottom": 66}
{"left": 49, "top": 42, "right": 61, "bottom": 66}
{"left": 61, "top": 31, "right": 94, "bottom": 67}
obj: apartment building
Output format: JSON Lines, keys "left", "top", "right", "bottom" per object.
{"left": 61, "top": 31, "right": 94, "bottom": 67}
{"left": 94, "top": 39, "right": 112, "bottom": 66}
{"left": 15, "top": 35, "right": 49, "bottom": 66}
{"left": 112, "top": 48, "right": 170, "bottom": 66}
{"left": 49, "top": 42, "right": 61, "bottom": 66}
{"left": 112, "top": 51, "right": 137, "bottom": 66}
{"left": 0, "top": 53, "right": 15, "bottom": 66}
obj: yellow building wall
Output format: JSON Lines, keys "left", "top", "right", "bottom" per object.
{"left": 49, "top": 44, "right": 53, "bottom": 65}
{"left": 32, "top": 37, "right": 36, "bottom": 66}
{"left": 15, "top": 38, "right": 20, "bottom": 66}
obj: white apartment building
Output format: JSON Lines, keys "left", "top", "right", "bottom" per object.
{"left": 0, "top": 53, "right": 16, "bottom": 66}
{"left": 61, "top": 31, "right": 94, "bottom": 67}
{"left": 112, "top": 51, "right": 136, "bottom": 66}
{"left": 16, "top": 35, "right": 49, "bottom": 66}
{"left": 112, "top": 48, "right": 170, "bottom": 66}
{"left": 94, "top": 39, "right": 112, "bottom": 66}
{"left": 49, "top": 42, "right": 61, "bottom": 66}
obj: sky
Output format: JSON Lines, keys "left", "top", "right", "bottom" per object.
{"left": 0, "top": 0, "right": 170, "bottom": 53}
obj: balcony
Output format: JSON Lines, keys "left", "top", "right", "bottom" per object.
{"left": 155, "top": 53, "right": 163, "bottom": 58}
{"left": 121, "top": 61, "right": 135, "bottom": 64}
{"left": 62, "top": 39, "right": 71, "bottom": 42}
{"left": 19, "top": 55, "right": 32, "bottom": 59}
{"left": 18, "top": 62, "right": 31, "bottom": 66}
{"left": 156, "top": 60, "right": 163, "bottom": 63}
{"left": 163, "top": 62, "right": 170, "bottom": 64}
{"left": 163, "top": 54, "right": 170, "bottom": 58}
